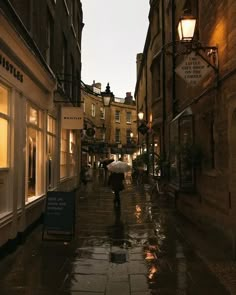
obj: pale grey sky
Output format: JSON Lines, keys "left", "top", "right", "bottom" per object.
{"left": 81, "top": 1, "right": 149, "bottom": 98}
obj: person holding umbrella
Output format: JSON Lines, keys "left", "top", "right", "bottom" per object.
{"left": 107, "top": 159, "right": 130, "bottom": 207}
{"left": 108, "top": 171, "right": 125, "bottom": 207}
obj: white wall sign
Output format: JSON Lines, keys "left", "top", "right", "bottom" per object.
{"left": 61, "top": 107, "right": 84, "bottom": 129}
{"left": 175, "top": 52, "right": 212, "bottom": 86}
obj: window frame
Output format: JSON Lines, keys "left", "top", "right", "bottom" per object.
{"left": 115, "top": 110, "right": 120, "bottom": 123}
{"left": 0, "top": 84, "right": 10, "bottom": 169}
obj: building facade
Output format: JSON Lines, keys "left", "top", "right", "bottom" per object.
{"left": 81, "top": 82, "right": 138, "bottom": 167}
{"left": 136, "top": 0, "right": 236, "bottom": 248}
{"left": 0, "top": 0, "right": 83, "bottom": 248}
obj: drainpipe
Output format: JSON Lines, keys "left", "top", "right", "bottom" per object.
{"left": 171, "top": 0, "right": 176, "bottom": 116}
{"left": 145, "top": 59, "right": 149, "bottom": 175}
{"left": 161, "top": 0, "right": 166, "bottom": 158}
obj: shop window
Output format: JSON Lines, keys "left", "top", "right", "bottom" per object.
{"left": 47, "top": 115, "right": 56, "bottom": 189}
{"left": 0, "top": 85, "right": 9, "bottom": 168}
{"left": 169, "top": 119, "right": 179, "bottom": 185}
{"left": 26, "top": 105, "right": 44, "bottom": 202}
{"left": 69, "top": 131, "right": 76, "bottom": 177}
{"left": 60, "top": 129, "right": 68, "bottom": 178}
{"left": 169, "top": 109, "right": 194, "bottom": 190}
{"left": 60, "top": 129, "right": 76, "bottom": 179}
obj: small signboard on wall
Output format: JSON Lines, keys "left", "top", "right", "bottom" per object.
{"left": 42, "top": 190, "right": 76, "bottom": 241}
{"left": 61, "top": 107, "right": 84, "bottom": 129}
{"left": 175, "top": 52, "right": 212, "bottom": 86}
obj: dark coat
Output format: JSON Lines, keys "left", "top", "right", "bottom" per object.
{"left": 108, "top": 173, "right": 124, "bottom": 192}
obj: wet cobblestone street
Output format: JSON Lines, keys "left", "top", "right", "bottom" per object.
{"left": 0, "top": 171, "right": 233, "bottom": 294}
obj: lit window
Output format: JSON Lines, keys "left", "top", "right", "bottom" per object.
{"left": 0, "top": 85, "right": 9, "bottom": 169}
{"left": 47, "top": 115, "right": 56, "bottom": 189}
{"left": 26, "top": 104, "right": 44, "bottom": 201}
{"left": 60, "top": 129, "right": 76, "bottom": 179}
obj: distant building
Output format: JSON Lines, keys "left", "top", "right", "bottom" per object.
{"left": 81, "top": 82, "right": 138, "bottom": 166}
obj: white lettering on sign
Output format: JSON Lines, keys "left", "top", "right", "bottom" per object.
{"left": 175, "top": 52, "right": 212, "bottom": 86}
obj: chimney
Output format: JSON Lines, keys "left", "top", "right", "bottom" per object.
{"left": 125, "top": 92, "right": 133, "bottom": 104}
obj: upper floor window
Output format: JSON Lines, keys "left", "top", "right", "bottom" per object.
{"left": 91, "top": 103, "right": 95, "bottom": 117}
{"left": 151, "top": 58, "right": 161, "bottom": 100}
{"left": 115, "top": 128, "right": 120, "bottom": 143}
{"left": 126, "top": 112, "right": 131, "bottom": 124}
{"left": 126, "top": 129, "right": 132, "bottom": 143}
{"left": 115, "top": 110, "right": 120, "bottom": 122}
{"left": 100, "top": 107, "right": 105, "bottom": 119}
{"left": 61, "top": 36, "right": 67, "bottom": 90}
{"left": 46, "top": 11, "right": 54, "bottom": 66}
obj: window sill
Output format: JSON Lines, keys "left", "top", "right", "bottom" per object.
{"left": 0, "top": 168, "right": 10, "bottom": 172}
{"left": 25, "top": 194, "right": 45, "bottom": 208}
{"left": 203, "top": 169, "right": 221, "bottom": 177}
{"left": 0, "top": 211, "right": 13, "bottom": 227}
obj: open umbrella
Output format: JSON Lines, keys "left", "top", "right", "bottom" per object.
{"left": 107, "top": 161, "right": 131, "bottom": 173}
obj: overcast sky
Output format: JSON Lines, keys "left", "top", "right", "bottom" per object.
{"left": 81, "top": 1, "right": 149, "bottom": 98}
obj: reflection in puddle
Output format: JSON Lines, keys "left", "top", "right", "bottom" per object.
{"left": 176, "top": 242, "right": 187, "bottom": 294}
{"left": 145, "top": 250, "right": 156, "bottom": 261}
{"left": 148, "top": 265, "right": 158, "bottom": 279}
{"left": 135, "top": 204, "right": 142, "bottom": 223}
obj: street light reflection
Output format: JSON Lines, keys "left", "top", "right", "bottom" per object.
{"left": 148, "top": 265, "right": 158, "bottom": 279}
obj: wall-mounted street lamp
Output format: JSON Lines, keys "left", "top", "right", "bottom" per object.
{"left": 164, "top": 10, "right": 219, "bottom": 72}
{"left": 177, "top": 12, "right": 196, "bottom": 42}
{"left": 101, "top": 83, "right": 114, "bottom": 107}
{"left": 136, "top": 111, "right": 149, "bottom": 135}
{"left": 138, "top": 111, "right": 144, "bottom": 121}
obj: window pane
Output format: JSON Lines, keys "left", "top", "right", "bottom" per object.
{"left": 126, "top": 112, "right": 131, "bottom": 123}
{"left": 0, "top": 118, "right": 8, "bottom": 167}
{"left": 0, "top": 86, "right": 8, "bottom": 115}
{"left": 29, "top": 107, "right": 38, "bottom": 125}
{"left": 47, "top": 115, "right": 56, "bottom": 134}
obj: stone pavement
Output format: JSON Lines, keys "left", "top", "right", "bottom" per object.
{"left": 0, "top": 170, "right": 233, "bottom": 294}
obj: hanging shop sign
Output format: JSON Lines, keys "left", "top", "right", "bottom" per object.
{"left": 61, "top": 107, "right": 83, "bottom": 129}
{"left": 175, "top": 52, "right": 212, "bottom": 86}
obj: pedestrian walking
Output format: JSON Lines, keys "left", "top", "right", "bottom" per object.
{"left": 108, "top": 172, "right": 125, "bottom": 207}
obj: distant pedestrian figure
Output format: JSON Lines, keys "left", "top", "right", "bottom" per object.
{"left": 80, "top": 165, "right": 89, "bottom": 185}
{"left": 108, "top": 172, "right": 125, "bottom": 207}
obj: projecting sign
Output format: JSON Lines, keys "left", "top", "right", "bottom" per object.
{"left": 61, "top": 107, "right": 84, "bottom": 129}
{"left": 175, "top": 52, "right": 212, "bottom": 86}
